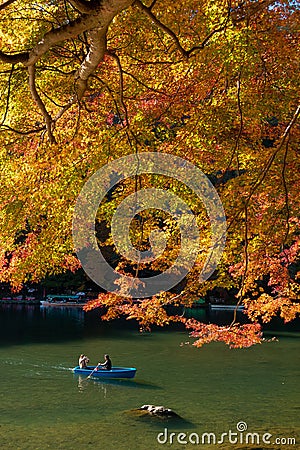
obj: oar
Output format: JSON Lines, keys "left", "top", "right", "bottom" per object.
{"left": 87, "top": 364, "right": 100, "bottom": 379}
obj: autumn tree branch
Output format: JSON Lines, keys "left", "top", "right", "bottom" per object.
{"left": 0, "top": 64, "right": 14, "bottom": 126}
{"left": 0, "top": 0, "right": 134, "bottom": 140}
{"left": 221, "top": 69, "right": 244, "bottom": 183}
{"left": 244, "top": 104, "right": 300, "bottom": 209}
{"left": 231, "top": 108, "right": 299, "bottom": 315}
{"left": 148, "top": 0, "right": 157, "bottom": 9}
{"left": 281, "top": 138, "right": 290, "bottom": 248}
{"left": 226, "top": 104, "right": 300, "bottom": 233}
{"left": 107, "top": 50, "right": 129, "bottom": 126}
{"left": 134, "top": 0, "right": 230, "bottom": 57}
{"left": 0, "top": 0, "right": 18, "bottom": 11}
{"left": 91, "top": 73, "right": 121, "bottom": 117}
{"left": 230, "top": 0, "right": 276, "bottom": 25}
{"left": 0, "top": 124, "right": 46, "bottom": 135}
{"left": 28, "top": 65, "right": 55, "bottom": 143}
{"left": 134, "top": 0, "right": 189, "bottom": 58}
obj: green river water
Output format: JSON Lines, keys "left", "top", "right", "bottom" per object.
{"left": 0, "top": 305, "right": 299, "bottom": 450}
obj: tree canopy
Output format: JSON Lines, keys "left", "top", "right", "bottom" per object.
{"left": 0, "top": 0, "right": 299, "bottom": 347}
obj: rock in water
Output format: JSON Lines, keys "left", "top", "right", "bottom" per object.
{"left": 138, "top": 404, "right": 181, "bottom": 418}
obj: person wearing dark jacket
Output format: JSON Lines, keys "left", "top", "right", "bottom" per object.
{"left": 98, "top": 354, "right": 112, "bottom": 370}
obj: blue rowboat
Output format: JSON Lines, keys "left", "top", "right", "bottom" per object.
{"left": 72, "top": 366, "right": 136, "bottom": 379}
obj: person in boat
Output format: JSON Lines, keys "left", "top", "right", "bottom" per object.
{"left": 97, "top": 354, "right": 112, "bottom": 370}
{"left": 79, "top": 354, "right": 89, "bottom": 369}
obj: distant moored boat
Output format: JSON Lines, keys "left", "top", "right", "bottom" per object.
{"left": 40, "top": 294, "right": 86, "bottom": 307}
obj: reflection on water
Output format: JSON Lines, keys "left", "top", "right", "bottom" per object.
{"left": 74, "top": 373, "right": 162, "bottom": 395}
{"left": 76, "top": 375, "right": 108, "bottom": 398}
{"left": 40, "top": 305, "right": 85, "bottom": 320}
{"left": 1, "top": 303, "right": 299, "bottom": 347}
{"left": 182, "top": 305, "right": 300, "bottom": 332}
{"left": 77, "top": 374, "right": 88, "bottom": 392}
{"left": 0, "top": 304, "right": 86, "bottom": 345}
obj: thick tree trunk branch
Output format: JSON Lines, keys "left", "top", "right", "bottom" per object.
{"left": 0, "top": 0, "right": 17, "bottom": 11}
{"left": 0, "top": 1, "right": 133, "bottom": 67}
{"left": 0, "top": 0, "right": 134, "bottom": 140}
{"left": 54, "top": 26, "right": 108, "bottom": 120}
{"left": 68, "top": 0, "right": 96, "bottom": 13}
{"left": 68, "top": 0, "right": 104, "bottom": 13}
{"left": 25, "top": 15, "right": 102, "bottom": 66}
{"left": 0, "top": 50, "right": 29, "bottom": 64}
{"left": 28, "top": 65, "right": 56, "bottom": 143}
{"left": 77, "top": 26, "right": 108, "bottom": 84}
